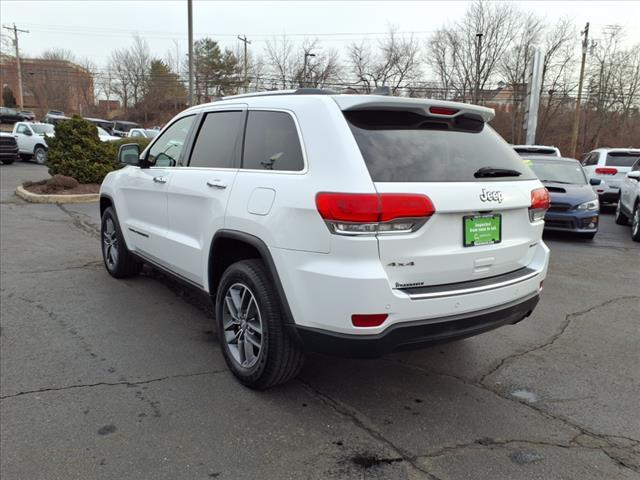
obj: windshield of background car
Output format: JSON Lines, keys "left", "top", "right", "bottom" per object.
{"left": 145, "top": 129, "right": 160, "bottom": 138}
{"left": 345, "top": 109, "right": 536, "bottom": 182}
{"left": 31, "top": 124, "right": 54, "bottom": 134}
{"left": 528, "top": 159, "right": 587, "bottom": 184}
{"left": 606, "top": 152, "right": 640, "bottom": 167}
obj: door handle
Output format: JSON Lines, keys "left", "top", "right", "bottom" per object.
{"left": 153, "top": 176, "right": 168, "bottom": 184}
{"left": 206, "top": 180, "right": 227, "bottom": 189}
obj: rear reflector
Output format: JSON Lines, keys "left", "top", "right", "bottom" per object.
{"left": 316, "top": 192, "right": 435, "bottom": 235}
{"left": 529, "top": 187, "right": 550, "bottom": 222}
{"left": 595, "top": 167, "right": 618, "bottom": 175}
{"left": 352, "top": 314, "right": 388, "bottom": 327}
{"left": 429, "top": 106, "right": 459, "bottom": 116}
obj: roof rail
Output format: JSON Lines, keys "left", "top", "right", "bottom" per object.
{"left": 222, "top": 88, "right": 338, "bottom": 101}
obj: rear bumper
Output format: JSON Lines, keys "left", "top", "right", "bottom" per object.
{"left": 294, "top": 294, "right": 539, "bottom": 357}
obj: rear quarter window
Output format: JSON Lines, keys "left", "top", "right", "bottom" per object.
{"left": 345, "top": 110, "right": 536, "bottom": 182}
{"left": 242, "top": 111, "right": 304, "bottom": 171}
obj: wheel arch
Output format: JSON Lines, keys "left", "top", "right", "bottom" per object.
{"left": 208, "top": 230, "right": 296, "bottom": 325}
{"left": 33, "top": 143, "right": 48, "bottom": 152}
{"left": 100, "top": 194, "right": 114, "bottom": 216}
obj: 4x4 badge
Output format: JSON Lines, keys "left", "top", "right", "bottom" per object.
{"left": 479, "top": 189, "right": 503, "bottom": 203}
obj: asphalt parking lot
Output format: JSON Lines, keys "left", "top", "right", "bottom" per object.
{"left": 1, "top": 162, "right": 639, "bottom": 480}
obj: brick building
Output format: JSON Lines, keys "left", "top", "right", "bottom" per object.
{"left": 0, "top": 54, "right": 94, "bottom": 115}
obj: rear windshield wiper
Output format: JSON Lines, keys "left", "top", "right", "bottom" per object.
{"left": 474, "top": 167, "right": 522, "bottom": 178}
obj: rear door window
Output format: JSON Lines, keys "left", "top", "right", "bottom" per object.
{"left": 242, "top": 111, "right": 304, "bottom": 171}
{"left": 606, "top": 152, "right": 640, "bottom": 167}
{"left": 189, "top": 111, "right": 244, "bottom": 168}
{"left": 345, "top": 110, "right": 536, "bottom": 182}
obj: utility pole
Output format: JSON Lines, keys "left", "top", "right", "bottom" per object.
{"left": 237, "top": 35, "right": 251, "bottom": 93}
{"left": 570, "top": 22, "right": 589, "bottom": 158}
{"left": 3, "top": 23, "right": 29, "bottom": 110}
{"left": 475, "top": 33, "right": 483, "bottom": 104}
{"left": 187, "top": 0, "right": 194, "bottom": 106}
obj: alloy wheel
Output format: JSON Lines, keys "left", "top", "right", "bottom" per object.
{"left": 35, "top": 148, "right": 46, "bottom": 164}
{"left": 634, "top": 207, "right": 639, "bottom": 236}
{"left": 102, "top": 218, "right": 119, "bottom": 269}
{"left": 222, "top": 283, "right": 263, "bottom": 369}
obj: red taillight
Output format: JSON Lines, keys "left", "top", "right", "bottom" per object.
{"left": 429, "top": 106, "right": 459, "bottom": 116}
{"left": 529, "top": 187, "right": 549, "bottom": 222}
{"left": 595, "top": 167, "right": 618, "bottom": 175}
{"left": 315, "top": 193, "right": 380, "bottom": 223}
{"left": 352, "top": 314, "right": 388, "bottom": 327}
{"left": 316, "top": 192, "right": 435, "bottom": 235}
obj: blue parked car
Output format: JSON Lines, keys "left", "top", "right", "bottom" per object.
{"left": 525, "top": 156, "right": 601, "bottom": 239}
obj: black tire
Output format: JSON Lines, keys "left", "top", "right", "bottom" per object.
{"left": 100, "top": 206, "right": 142, "bottom": 278}
{"left": 216, "top": 259, "right": 304, "bottom": 389}
{"left": 615, "top": 199, "right": 629, "bottom": 225}
{"left": 34, "top": 145, "right": 47, "bottom": 165}
{"left": 578, "top": 232, "right": 596, "bottom": 240}
{"left": 632, "top": 203, "right": 640, "bottom": 242}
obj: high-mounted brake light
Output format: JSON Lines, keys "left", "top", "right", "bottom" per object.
{"left": 595, "top": 167, "right": 617, "bottom": 175}
{"left": 316, "top": 192, "right": 435, "bottom": 235}
{"left": 429, "top": 106, "right": 459, "bottom": 116}
{"left": 352, "top": 314, "right": 388, "bottom": 327}
{"left": 529, "top": 187, "right": 550, "bottom": 222}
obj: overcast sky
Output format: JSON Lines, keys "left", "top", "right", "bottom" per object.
{"left": 2, "top": 0, "right": 639, "bottom": 69}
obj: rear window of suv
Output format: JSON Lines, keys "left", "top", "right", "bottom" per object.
{"left": 605, "top": 152, "right": 640, "bottom": 167}
{"left": 345, "top": 110, "right": 536, "bottom": 182}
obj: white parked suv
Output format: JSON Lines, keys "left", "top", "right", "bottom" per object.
{"left": 100, "top": 89, "right": 550, "bottom": 388}
{"left": 582, "top": 148, "right": 640, "bottom": 203}
{"left": 615, "top": 158, "right": 640, "bottom": 241}
{"left": 11, "top": 122, "right": 55, "bottom": 164}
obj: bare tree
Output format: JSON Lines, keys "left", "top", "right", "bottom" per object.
{"left": 427, "top": 0, "right": 521, "bottom": 103}
{"left": 264, "top": 35, "right": 296, "bottom": 89}
{"left": 348, "top": 28, "right": 421, "bottom": 94}
{"left": 499, "top": 12, "right": 544, "bottom": 142}
{"left": 536, "top": 19, "right": 576, "bottom": 144}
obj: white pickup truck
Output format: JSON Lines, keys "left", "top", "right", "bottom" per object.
{"left": 12, "top": 122, "right": 55, "bottom": 164}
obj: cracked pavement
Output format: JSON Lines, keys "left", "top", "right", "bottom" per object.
{"left": 1, "top": 163, "right": 639, "bottom": 479}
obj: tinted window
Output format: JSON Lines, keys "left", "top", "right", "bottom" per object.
{"left": 148, "top": 115, "right": 195, "bottom": 167}
{"left": 16, "top": 124, "right": 29, "bottom": 134}
{"left": 514, "top": 147, "right": 557, "bottom": 157}
{"left": 346, "top": 110, "right": 536, "bottom": 182}
{"left": 527, "top": 159, "right": 587, "bottom": 185}
{"left": 190, "top": 111, "right": 244, "bottom": 168}
{"left": 584, "top": 153, "right": 599, "bottom": 166}
{"left": 606, "top": 152, "right": 640, "bottom": 167}
{"left": 242, "top": 111, "right": 304, "bottom": 171}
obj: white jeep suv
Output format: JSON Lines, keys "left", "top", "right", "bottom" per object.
{"left": 100, "top": 89, "right": 550, "bottom": 388}
{"left": 615, "top": 158, "right": 640, "bottom": 241}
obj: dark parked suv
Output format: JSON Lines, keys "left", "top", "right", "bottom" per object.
{"left": 0, "top": 133, "right": 19, "bottom": 164}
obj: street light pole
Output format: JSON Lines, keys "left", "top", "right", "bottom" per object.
{"left": 303, "top": 52, "right": 316, "bottom": 88}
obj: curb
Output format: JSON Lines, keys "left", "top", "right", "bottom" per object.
{"left": 16, "top": 185, "right": 99, "bottom": 204}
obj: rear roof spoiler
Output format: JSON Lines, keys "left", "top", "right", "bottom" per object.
{"left": 332, "top": 96, "right": 495, "bottom": 122}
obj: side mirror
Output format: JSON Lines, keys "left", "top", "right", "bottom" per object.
{"left": 589, "top": 178, "right": 602, "bottom": 186}
{"left": 118, "top": 143, "right": 141, "bottom": 166}
{"left": 627, "top": 171, "right": 640, "bottom": 181}
{"left": 23, "top": 129, "right": 33, "bottom": 136}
